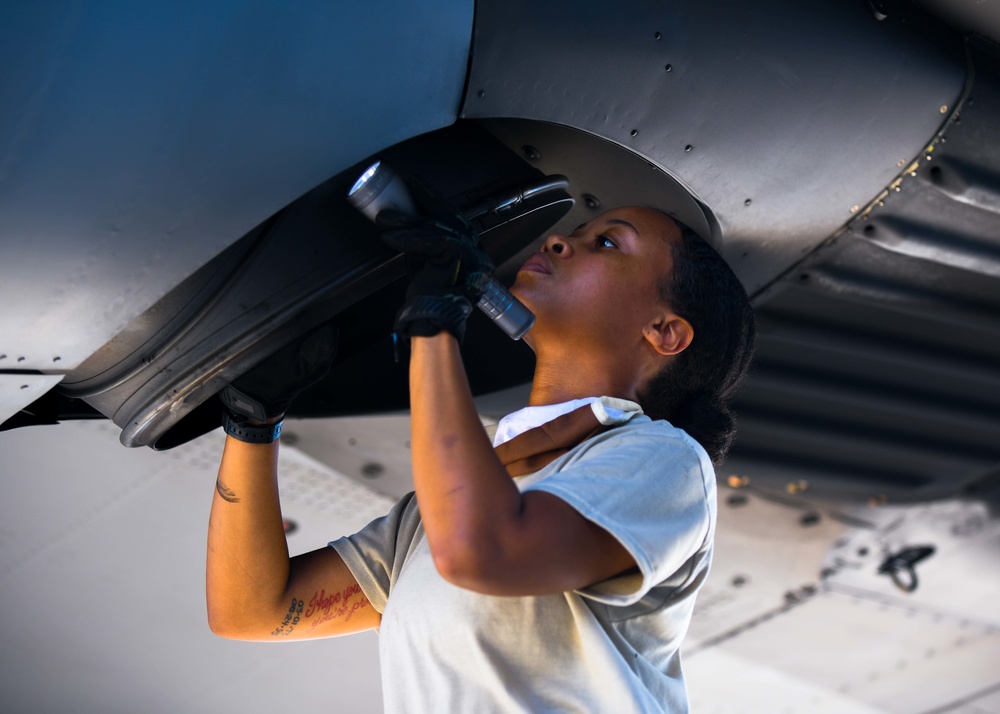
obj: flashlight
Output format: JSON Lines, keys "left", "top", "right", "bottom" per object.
{"left": 347, "top": 160, "right": 535, "bottom": 340}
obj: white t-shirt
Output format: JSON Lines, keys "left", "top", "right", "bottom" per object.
{"left": 329, "top": 398, "right": 716, "bottom": 713}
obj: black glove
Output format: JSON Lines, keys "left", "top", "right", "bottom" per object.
{"left": 220, "top": 324, "right": 338, "bottom": 423}
{"left": 380, "top": 212, "right": 494, "bottom": 342}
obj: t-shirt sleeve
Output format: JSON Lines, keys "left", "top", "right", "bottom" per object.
{"left": 328, "top": 492, "right": 420, "bottom": 614}
{"left": 523, "top": 424, "right": 716, "bottom": 607}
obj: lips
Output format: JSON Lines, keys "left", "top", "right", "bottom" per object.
{"left": 518, "top": 252, "right": 552, "bottom": 275}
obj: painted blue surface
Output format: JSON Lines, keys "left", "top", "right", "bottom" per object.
{"left": 0, "top": 0, "right": 473, "bottom": 370}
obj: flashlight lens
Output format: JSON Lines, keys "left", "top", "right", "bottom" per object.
{"left": 348, "top": 161, "right": 381, "bottom": 197}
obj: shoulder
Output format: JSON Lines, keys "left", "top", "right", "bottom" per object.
{"left": 572, "top": 416, "right": 712, "bottom": 473}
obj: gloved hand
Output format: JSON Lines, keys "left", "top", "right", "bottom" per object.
{"left": 380, "top": 212, "right": 494, "bottom": 342}
{"left": 219, "top": 324, "right": 338, "bottom": 423}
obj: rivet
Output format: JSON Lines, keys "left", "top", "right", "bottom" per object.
{"left": 53, "top": 356, "right": 61, "bottom": 362}
{"left": 800, "top": 512, "right": 821, "bottom": 527}
{"left": 17, "top": 356, "right": 25, "bottom": 362}
{"left": 850, "top": 204, "right": 860, "bottom": 213}
{"left": 654, "top": 31, "right": 662, "bottom": 40}
{"left": 727, "top": 474, "right": 749, "bottom": 488}
{"left": 522, "top": 145, "right": 541, "bottom": 161}
{"left": 786, "top": 479, "right": 808, "bottom": 494}
{"left": 744, "top": 198, "right": 752, "bottom": 206}
{"left": 897, "top": 159, "right": 906, "bottom": 167}
{"left": 630, "top": 129, "right": 638, "bottom": 137}
{"left": 361, "top": 462, "right": 385, "bottom": 479}
{"left": 582, "top": 194, "right": 601, "bottom": 210}
{"left": 476, "top": 89, "right": 485, "bottom": 99}
{"left": 664, "top": 63, "right": 672, "bottom": 72}
{"left": 939, "top": 104, "right": 947, "bottom": 114}
{"left": 731, "top": 575, "right": 748, "bottom": 588}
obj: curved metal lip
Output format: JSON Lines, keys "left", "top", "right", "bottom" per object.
{"left": 115, "top": 256, "right": 402, "bottom": 448}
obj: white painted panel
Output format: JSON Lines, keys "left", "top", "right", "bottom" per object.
{"left": 685, "top": 649, "right": 888, "bottom": 714}
{"left": 715, "top": 590, "right": 1000, "bottom": 714}
{"left": 0, "top": 421, "right": 388, "bottom": 713}
{"left": 0, "top": 373, "right": 63, "bottom": 425}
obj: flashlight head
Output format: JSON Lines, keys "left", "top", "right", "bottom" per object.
{"left": 347, "top": 161, "right": 419, "bottom": 223}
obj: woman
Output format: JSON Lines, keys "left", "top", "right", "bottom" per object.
{"left": 207, "top": 206, "right": 756, "bottom": 712}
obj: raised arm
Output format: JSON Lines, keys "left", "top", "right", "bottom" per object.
{"left": 205, "top": 325, "right": 378, "bottom": 640}
{"left": 408, "top": 333, "right": 635, "bottom": 597}
{"left": 206, "top": 433, "right": 378, "bottom": 641}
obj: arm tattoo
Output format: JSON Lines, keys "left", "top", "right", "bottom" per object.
{"left": 269, "top": 585, "right": 371, "bottom": 637}
{"left": 216, "top": 479, "right": 240, "bottom": 503}
{"left": 272, "top": 598, "right": 304, "bottom": 637}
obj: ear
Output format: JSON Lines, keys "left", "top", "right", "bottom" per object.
{"left": 643, "top": 315, "right": 693, "bottom": 357}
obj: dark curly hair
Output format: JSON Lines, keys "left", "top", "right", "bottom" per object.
{"left": 638, "top": 216, "right": 756, "bottom": 465}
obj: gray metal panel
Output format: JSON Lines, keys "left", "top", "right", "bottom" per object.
{"left": 0, "top": 0, "right": 472, "bottom": 371}
{"left": 920, "top": 0, "right": 1000, "bottom": 45}
{"left": 462, "top": 0, "right": 965, "bottom": 292}
{"left": 477, "top": 118, "right": 719, "bottom": 286}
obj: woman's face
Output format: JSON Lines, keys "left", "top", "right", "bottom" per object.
{"left": 511, "top": 206, "right": 680, "bottom": 352}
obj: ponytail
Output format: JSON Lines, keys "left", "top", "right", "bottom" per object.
{"left": 640, "top": 219, "right": 756, "bottom": 464}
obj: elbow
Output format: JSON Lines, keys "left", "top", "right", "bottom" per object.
{"left": 207, "top": 609, "right": 239, "bottom": 640}
{"left": 206, "top": 605, "right": 258, "bottom": 641}
{"left": 430, "top": 539, "right": 503, "bottom": 594}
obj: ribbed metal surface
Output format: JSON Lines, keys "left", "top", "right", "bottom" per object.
{"left": 728, "top": 42, "right": 1000, "bottom": 503}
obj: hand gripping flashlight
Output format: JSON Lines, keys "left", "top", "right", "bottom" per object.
{"left": 347, "top": 160, "right": 535, "bottom": 340}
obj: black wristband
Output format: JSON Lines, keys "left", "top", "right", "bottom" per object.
{"left": 222, "top": 410, "right": 283, "bottom": 444}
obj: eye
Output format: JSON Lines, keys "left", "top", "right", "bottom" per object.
{"left": 596, "top": 234, "right": 617, "bottom": 249}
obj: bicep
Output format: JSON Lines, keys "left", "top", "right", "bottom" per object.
{"left": 228, "top": 548, "right": 380, "bottom": 642}
{"left": 451, "top": 490, "right": 637, "bottom": 596}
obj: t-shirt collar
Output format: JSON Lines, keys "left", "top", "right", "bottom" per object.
{"left": 493, "top": 396, "right": 643, "bottom": 447}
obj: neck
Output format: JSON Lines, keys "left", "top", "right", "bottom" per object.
{"left": 526, "top": 342, "right": 644, "bottom": 407}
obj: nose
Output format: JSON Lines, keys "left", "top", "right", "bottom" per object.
{"left": 542, "top": 233, "right": 571, "bottom": 256}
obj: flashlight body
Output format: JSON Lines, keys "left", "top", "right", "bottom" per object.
{"left": 473, "top": 274, "right": 535, "bottom": 341}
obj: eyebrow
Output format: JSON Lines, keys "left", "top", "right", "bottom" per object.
{"left": 606, "top": 218, "right": 638, "bottom": 233}
{"left": 574, "top": 218, "right": 641, "bottom": 240}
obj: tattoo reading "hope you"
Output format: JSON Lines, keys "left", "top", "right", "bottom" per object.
{"left": 271, "top": 584, "right": 369, "bottom": 637}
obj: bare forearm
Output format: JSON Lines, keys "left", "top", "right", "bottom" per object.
{"left": 409, "top": 334, "right": 523, "bottom": 571}
{"left": 206, "top": 436, "right": 289, "bottom": 631}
